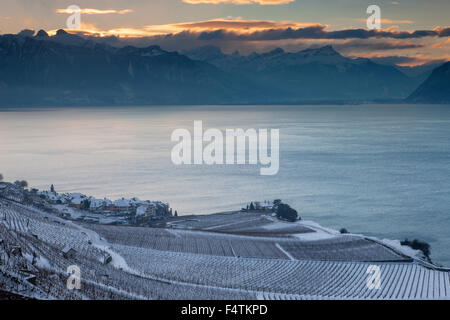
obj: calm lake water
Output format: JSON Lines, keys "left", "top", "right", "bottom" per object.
{"left": 1, "top": 104, "right": 450, "bottom": 266}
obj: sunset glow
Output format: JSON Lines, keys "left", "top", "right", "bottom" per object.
{"left": 1, "top": 1, "right": 449, "bottom": 66}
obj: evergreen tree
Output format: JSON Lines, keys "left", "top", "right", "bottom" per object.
{"left": 276, "top": 203, "right": 299, "bottom": 222}
{"left": 14, "top": 180, "right": 28, "bottom": 188}
{"left": 249, "top": 202, "right": 255, "bottom": 211}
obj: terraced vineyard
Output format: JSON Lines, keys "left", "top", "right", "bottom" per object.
{"left": 113, "top": 244, "right": 450, "bottom": 299}
{"left": 1, "top": 199, "right": 449, "bottom": 300}
{"left": 86, "top": 223, "right": 408, "bottom": 262}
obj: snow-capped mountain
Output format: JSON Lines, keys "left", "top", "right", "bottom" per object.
{"left": 0, "top": 31, "right": 430, "bottom": 105}
{"left": 184, "top": 45, "right": 417, "bottom": 100}
{"left": 0, "top": 33, "right": 254, "bottom": 106}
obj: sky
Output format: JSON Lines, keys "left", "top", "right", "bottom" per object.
{"left": 1, "top": 0, "right": 449, "bottom": 65}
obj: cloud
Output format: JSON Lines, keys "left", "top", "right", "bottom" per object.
{"left": 181, "top": 0, "right": 294, "bottom": 5}
{"left": 48, "top": 18, "right": 450, "bottom": 62}
{"left": 173, "top": 19, "right": 313, "bottom": 31}
{"left": 56, "top": 8, "right": 133, "bottom": 15}
{"left": 356, "top": 18, "right": 414, "bottom": 24}
{"left": 55, "top": 17, "right": 450, "bottom": 41}
{"left": 333, "top": 39, "right": 424, "bottom": 52}
{"left": 52, "top": 18, "right": 319, "bottom": 38}
{"left": 348, "top": 53, "right": 449, "bottom": 67}
{"left": 190, "top": 25, "right": 450, "bottom": 41}
{"left": 430, "top": 38, "right": 450, "bottom": 49}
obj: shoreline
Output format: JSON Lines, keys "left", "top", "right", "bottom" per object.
{"left": 1, "top": 196, "right": 450, "bottom": 299}
{"left": 1, "top": 180, "right": 447, "bottom": 268}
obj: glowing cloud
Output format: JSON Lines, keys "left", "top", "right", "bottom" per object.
{"left": 356, "top": 18, "right": 414, "bottom": 24}
{"left": 182, "top": 0, "right": 294, "bottom": 5}
{"left": 56, "top": 8, "right": 133, "bottom": 15}
{"left": 172, "top": 18, "right": 317, "bottom": 32}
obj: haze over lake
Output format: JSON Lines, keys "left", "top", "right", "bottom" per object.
{"left": 1, "top": 104, "right": 449, "bottom": 266}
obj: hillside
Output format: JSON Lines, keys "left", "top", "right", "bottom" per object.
{"left": 407, "top": 62, "right": 450, "bottom": 103}
{"left": 0, "top": 32, "right": 258, "bottom": 106}
{"left": 1, "top": 182, "right": 449, "bottom": 299}
{"left": 184, "top": 45, "right": 416, "bottom": 101}
{"left": 0, "top": 31, "right": 424, "bottom": 106}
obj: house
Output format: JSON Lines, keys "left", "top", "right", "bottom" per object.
{"left": 89, "top": 198, "right": 105, "bottom": 212}
{"left": 102, "top": 253, "right": 112, "bottom": 265}
{"left": 153, "top": 201, "right": 170, "bottom": 217}
{"left": 113, "top": 198, "right": 132, "bottom": 213}
{"left": 145, "top": 205, "right": 157, "bottom": 217}
{"left": 136, "top": 204, "right": 157, "bottom": 217}
{"left": 62, "top": 246, "right": 76, "bottom": 259}
{"left": 67, "top": 193, "right": 88, "bottom": 209}
{"left": 69, "top": 197, "right": 83, "bottom": 209}
{"left": 254, "top": 201, "right": 273, "bottom": 211}
{"left": 136, "top": 206, "right": 148, "bottom": 217}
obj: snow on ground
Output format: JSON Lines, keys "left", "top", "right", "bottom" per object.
{"left": 262, "top": 219, "right": 338, "bottom": 241}
{"left": 261, "top": 221, "right": 296, "bottom": 230}
{"left": 35, "top": 255, "right": 52, "bottom": 270}
{"left": 295, "top": 218, "right": 428, "bottom": 262}
{"left": 3, "top": 201, "right": 450, "bottom": 299}
{"left": 67, "top": 220, "right": 134, "bottom": 273}
{"left": 53, "top": 204, "right": 84, "bottom": 219}
{"left": 291, "top": 231, "right": 338, "bottom": 241}
{"left": 275, "top": 243, "right": 295, "bottom": 260}
{"left": 297, "top": 220, "right": 341, "bottom": 235}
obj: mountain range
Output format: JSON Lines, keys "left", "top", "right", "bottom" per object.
{"left": 0, "top": 30, "right": 448, "bottom": 106}
{"left": 184, "top": 45, "right": 418, "bottom": 101}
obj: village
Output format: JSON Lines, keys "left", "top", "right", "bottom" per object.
{"left": 35, "top": 185, "right": 173, "bottom": 225}
{"left": 0, "top": 180, "right": 277, "bottom": 228}
{"left": 0, "top": 181, "right": 173, "bottom": 226}
{"left": 1, "top": 179, "right": 449, "bottom": 300}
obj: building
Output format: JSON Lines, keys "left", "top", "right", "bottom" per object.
{"left": 254, "top": 201, "right": 274, "bottom": 211}
{"left": 62, "top": 246, "right": 76, "bottom": 259}
{"left": 89, "top": 198, "right": 106, "bottom": 212}
{"left": 113, "top": 199, "right": 132, "bottom": 213}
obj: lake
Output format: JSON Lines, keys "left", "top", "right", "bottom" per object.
{"left": 1, "top": 104, "right": 449, "bottom": 266}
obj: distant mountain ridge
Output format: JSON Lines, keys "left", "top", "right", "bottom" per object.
{"left": 184, "top": 45, "right": 418, "bottom": 101}
{"left": 0, "top": 32, "right": 258, "bottom": 106}
{"left": 407, "top": 62, "right": 450, "bottom": 103}
{"left": 0, "top": 31, "right": 447, "bottom": 106}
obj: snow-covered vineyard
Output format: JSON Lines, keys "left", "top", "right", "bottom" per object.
{"left": 1, "top": 200, "right": 449, "bottom": 300}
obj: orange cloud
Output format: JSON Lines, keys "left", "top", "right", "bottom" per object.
{"left": 51, "top": 18, "right": 319, "bottom": 38}
{"left": 349, "top": 52, "right": 449, "bottom": 67}
{"left": 56, "top": 8, "right": 133, "bottom": 15}
{"left": 430, "top": 38, "right": 450, "bottom": 48}
{"left": 48, "top": 22, "right": 157, "bottom": 38}
{"left": 172, "top": 18, "right": 317, "bottom": 32}
{"left": 356, "top": 18, "right": 414, "bottom": 24}
{"left": 48, "top": 18, "right": 450, "bottom": 47}
{"left": 182, "top": 0, "right": 294, "bottom": 4}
